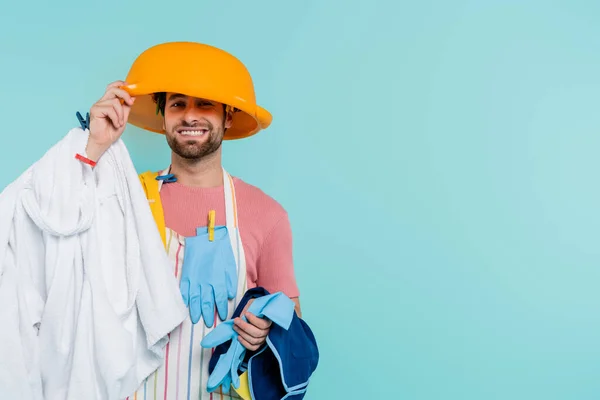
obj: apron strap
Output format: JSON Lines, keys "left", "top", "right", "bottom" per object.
{"left": 222, "top": 167, "right": 239, "bottom": 230}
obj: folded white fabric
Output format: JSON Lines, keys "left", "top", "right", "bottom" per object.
{"left": 0, "top": 127, "right": 187, "bottom": 399}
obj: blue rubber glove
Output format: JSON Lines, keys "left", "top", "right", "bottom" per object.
{"left": 202, "top": 319, "right": 245, "bottom": 393}
{"left": 201, "top": 292, "right": 296, "bottom": 392}
{"left": 180, "top": 226, "right": 238, "bottom": 327}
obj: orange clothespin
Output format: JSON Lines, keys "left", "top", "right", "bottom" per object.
{"left": 208, "top": 210, "right": 215, "bottom": 241}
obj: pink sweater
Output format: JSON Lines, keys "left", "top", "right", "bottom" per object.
{"left": 159, "top": 177, "right": 300, "bottom": 298}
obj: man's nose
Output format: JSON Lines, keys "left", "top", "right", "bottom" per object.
{"left": 183, "top": 106, "right": 201, "bottom": 124}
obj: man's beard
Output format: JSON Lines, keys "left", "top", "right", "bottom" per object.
{"left": 166, "top": 121, "right": 224, "bottom": 160}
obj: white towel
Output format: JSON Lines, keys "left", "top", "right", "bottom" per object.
{"left": 0, "top": 127, "right": 187, "bottom": 399}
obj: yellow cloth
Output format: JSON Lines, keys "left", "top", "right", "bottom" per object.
{"left": 137, "top": 171, "right": 252, "bottom": 400}
{"left": 138, "top": 171, "right": 167, "bottom": 248}
{"left": 235, "top": 372, "right": 251, "bottom": 399}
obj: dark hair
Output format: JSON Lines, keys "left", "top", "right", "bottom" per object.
{"left": 152, "top": 92, "right": 167, "bottom": 116}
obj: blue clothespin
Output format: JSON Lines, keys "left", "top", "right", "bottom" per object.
{"left": 76, "top": 111, "right": 90, "bottom": 130}
{"left": 156, "top": 173, "right": 177, "bottom": 183}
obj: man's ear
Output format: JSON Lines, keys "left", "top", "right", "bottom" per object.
{"left": 224, "top": 109, "right": 234, "bottom": 129}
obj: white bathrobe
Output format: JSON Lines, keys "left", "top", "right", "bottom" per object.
{"left": 0, "top": 127, "right": 188, "bottom": 400}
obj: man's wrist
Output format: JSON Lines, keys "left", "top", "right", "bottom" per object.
{"left": 85, "top": 138, "right": 109, "bottom": 163}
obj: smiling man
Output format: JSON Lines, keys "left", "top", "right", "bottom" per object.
{"left": 83, "top": 42, "right": 302, "bottom": 399}
{"left": 159, "top": 93, "right": 227, "bottom": 162}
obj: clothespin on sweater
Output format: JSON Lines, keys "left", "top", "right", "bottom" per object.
{"left": 208, "top": 210, "right": 216, "bottom": 241}
{"left": 155, "top": 173, "right": 177, "bottom": 183}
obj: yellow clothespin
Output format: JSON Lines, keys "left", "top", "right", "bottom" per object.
{"left": 208, "top": 210, "right": 215, "bottom": 241}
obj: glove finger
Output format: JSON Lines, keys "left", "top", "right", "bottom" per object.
{"left": 231, "top": 361, "right": 239, "bottom": 389}
{"left": 200, "top": 320, "right": 235, "bottom": 348}
{"left": 201, "top": 284, "right": 215, "bottom": 327}
{"left": 179, "top": 278, "right": 191, "bottom": 307}
{"left": 207, "top": 357, "right": 227, "bottom": 391}
{"left": 214, "top": 283, "right": 229, "bottom": 323}
{"left": 189, "top": 283, "right": 202, "bottom": 324}
{"left": 220, "top": 239, "right": 238, "bottom": 299}
{"left": 225, "top": 261, "right": 237, "bottom": 300}
{"left": 231, "top": 342, "right": 246, "bottom": 389}
{"left": 207, "top": 346, "right": 235, "bottom": 390}
{"left": 222, "top": 373, "right": 232, "bottom": 394}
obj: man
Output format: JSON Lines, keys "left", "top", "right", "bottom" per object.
{"left": 84, "top": 42, "right": 302, "bottom": 399}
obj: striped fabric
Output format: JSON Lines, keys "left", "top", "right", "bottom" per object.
{"left": 126, "top": 169, "right": 248, "bottom": 400}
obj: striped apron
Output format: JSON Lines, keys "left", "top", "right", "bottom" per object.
{"left": 127, "top": 167, "right": 247, "bottom": 400}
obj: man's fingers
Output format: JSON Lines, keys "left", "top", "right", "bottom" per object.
{"left": 107, "top": 108, "right": 122, "bottom": 130}
{"left": 244, "top": 312, "right": 272, "bottom": 330}
{"left": 100, "top": 82, "right": 125, "bottom": 100}
{"left": 233, "top": 325, "right": 263, "bottom": 347}
{"left": 101, "top": 87, "right": 134, "bottom": 105}
{"left": 241, "top": 299, "right": 254, "bottom": 315}
{"left": 111, "top": 99, "right": 124, "bottom": 126}
{"left": 236, "top": 334, "right": 259, "bottom": 351}
{"left": 123, "top": 98, "right": 135, "bottom": 120}
{"left": 94, "top": 105, "right": 121, "bottom": 130}
{"left": 106, "top": 80, "right": 126, "bottom": 90}
{"left": 91, "top": 98, "right": 129, "bottom": 128}
{"left": 234, "top": 316, "right": 268, "bottom": 338}
{"left": 112, "top": 87, "right": 135, "bottom": 105}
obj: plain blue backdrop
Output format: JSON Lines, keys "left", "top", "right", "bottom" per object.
{"left": 2, "top": 1, "right": 600, "bottom": 398}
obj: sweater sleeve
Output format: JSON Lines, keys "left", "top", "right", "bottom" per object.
{"left": 255, "top": 212, "right": 300, "bottom": 298}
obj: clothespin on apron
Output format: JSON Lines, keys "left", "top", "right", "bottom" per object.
{"left": 155, "top": 173, "right": 177, "bottom": 183}
{"left": 208, "top": 210, "right": 215, "bottom": 241}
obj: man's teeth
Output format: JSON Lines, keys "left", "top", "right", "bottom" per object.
{"left": 180, "top": 130, "right": 206, "bottom": 136}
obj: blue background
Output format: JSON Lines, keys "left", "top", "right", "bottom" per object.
{"left": 2, "top": 1, "right": 600, "bottom": 398}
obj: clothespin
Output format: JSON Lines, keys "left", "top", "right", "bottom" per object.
{"left": 76, "top": 111, "right": 90, "bottom": 130}
{"left": 208, "top": 210, "right": 215, "bottom": 241}
{"left": 155, "top": 173, "right": 177, "bottom": 183}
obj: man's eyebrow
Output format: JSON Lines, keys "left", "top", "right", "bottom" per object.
{"left": 167, "top": 93, "right": 187, "bottom": 101}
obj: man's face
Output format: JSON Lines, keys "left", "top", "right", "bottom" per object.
{"left": 162, "top": 93, "right": 232, "bottom": 160}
